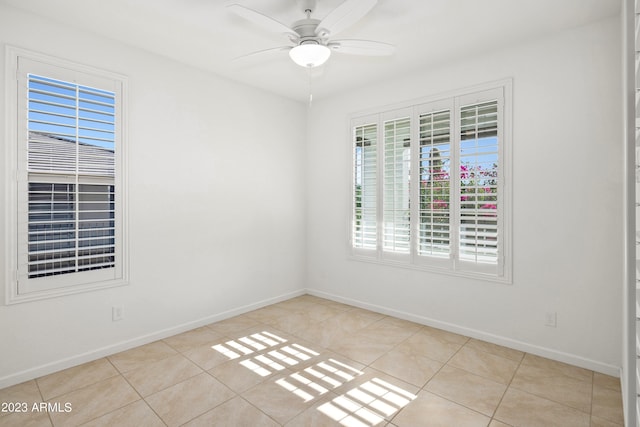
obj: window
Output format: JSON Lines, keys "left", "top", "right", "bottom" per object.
{"left": 5, "top": 47, "right": 128, "bottom": 303}
{"left": 350, "top": 82, "right": 511, "bottom": 282}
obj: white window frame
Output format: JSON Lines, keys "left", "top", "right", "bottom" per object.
{"left": 4, "top": 46, "right": 129, "bottom": 304}
{"left": 348, "top": 80, "right": 512, "bottom": 283}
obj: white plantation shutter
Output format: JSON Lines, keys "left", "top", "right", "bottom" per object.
{"left": 353, "top": 122, "right": 378, "bottom": 251}
{"left": 458, "top": 100, "right": 499, "bottom": 265}
{"left": 418, "top": 108, "right": 452, "bottom": 260}
{"left": 382, "top": 111, "right": 412, "bottom": 258}
{"left": 12, "top": 51, "right": 126, "bottom": 298}
{"left": 350, "top": 82, "right": 510, "bottom": 281}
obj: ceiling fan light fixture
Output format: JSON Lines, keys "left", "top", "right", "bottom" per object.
{"left": 289, "top": 43, "right": 331, "bottom": 68}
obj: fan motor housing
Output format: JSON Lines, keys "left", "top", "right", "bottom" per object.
{"left": 292, "top": 18, "right": 326, "bottom": 46}
{"left": 293, "top": 18, "right": 321, "bottom": 38}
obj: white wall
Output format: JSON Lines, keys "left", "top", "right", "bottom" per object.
{"left": 0, "top": 5, "right": 307, "bottom": 387}
{"left": 306, "top": 16, "right": 623, "bottom": 374}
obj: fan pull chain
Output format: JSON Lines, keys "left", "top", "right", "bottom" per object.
{"left": 308, "top": 67, "right": 313, "bottom": 107}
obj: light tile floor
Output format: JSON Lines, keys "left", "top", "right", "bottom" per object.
{"left": 0, "top": 295, "right": 624, "bottom": 426}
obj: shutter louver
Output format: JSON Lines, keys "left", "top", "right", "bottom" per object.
{"left": 383, "top": 118, "right": 411, "bottom": 254}
{"left": 25, "top": 74, "right": 116, "bottom": 279}
{"left": 419, "top": 110, "right": 451, "bottom": 258}
{"left": 459, "top": 100, "right": 499, "bottom": 264}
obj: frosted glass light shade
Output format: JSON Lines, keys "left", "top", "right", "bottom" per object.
{"left": 289, "top": 44, "right": 331, "bottom": 68}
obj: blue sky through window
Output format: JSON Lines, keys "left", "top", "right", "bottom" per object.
{"left": 28, "top": 74, "right": 115, "bottom": 151}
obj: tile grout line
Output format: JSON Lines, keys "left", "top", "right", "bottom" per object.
{"left": 486, "top": 349, "right": 526, "bottom": 426}
{"left": 403, "top": 336, "right": 509, "bottom": 425}
{"left": 236, "top": 394, "right": 282, "bottom": 427}
{"left": 36, "top": 360, "right": 127, "bottom": 426}
{"left": 510, "top": 355, "right": 596, "bottom": 416}
{"left": 325, "top": 312, "right": 417, "bottom": 426}
{"left": 33, "top": 376, "right": 56, "bottom": 427}
{"left": 361, "top": 322, "right": 426, "bottom": 370}
{"left": 117, "top": 360, "right": 171, "bottom": 427}
{"left": 340, "top": 325, "right": 465, "bottom": 425}
{"left": 175, "top": 370, "right": 238, "bottom": 427}
{"left": 78, "top": 357, "right": 165, "bottom": 427}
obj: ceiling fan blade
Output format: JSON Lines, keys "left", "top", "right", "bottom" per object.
{"left": 227, "top": 4, "right": 297, "bottom": 38}
{"left": 232, "top": 46, "right": 292, "bottom": 62}
{"left": 328, "top": 39, "right": 395, "bottom": 56}
{"left": 315, "top": 0, "right": 377, "bottom": 38}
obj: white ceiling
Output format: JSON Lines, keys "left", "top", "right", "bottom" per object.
{"left": 2, "top": 0, "right": 621, "bottom": 102}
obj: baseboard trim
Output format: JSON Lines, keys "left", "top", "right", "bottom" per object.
{"left": 2, "top": 287, "right": 620, "bottom": 389}
{"left": 306, "top": 288, "right": 621, "bottom": 377}
{"left": 0, "top": 289, "right": 305, "bottom": 389}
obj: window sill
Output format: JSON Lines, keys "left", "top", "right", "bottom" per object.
{"left": 5, "top": 278, "right": 129, "bottom": 305}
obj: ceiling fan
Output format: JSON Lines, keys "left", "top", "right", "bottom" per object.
{"left": 227, "top": 0, "right": 395, "bottom": 68}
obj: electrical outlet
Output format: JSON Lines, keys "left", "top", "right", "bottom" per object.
{"left": 544, "top": 311, "right": 557, "bottom": 327}
{"left": 112, "top": 305, "right": 124, "bottom": 321}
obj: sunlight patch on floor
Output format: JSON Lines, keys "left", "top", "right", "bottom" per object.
{"left": 317, "top": 378, "right": 417, "bottom": 426}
